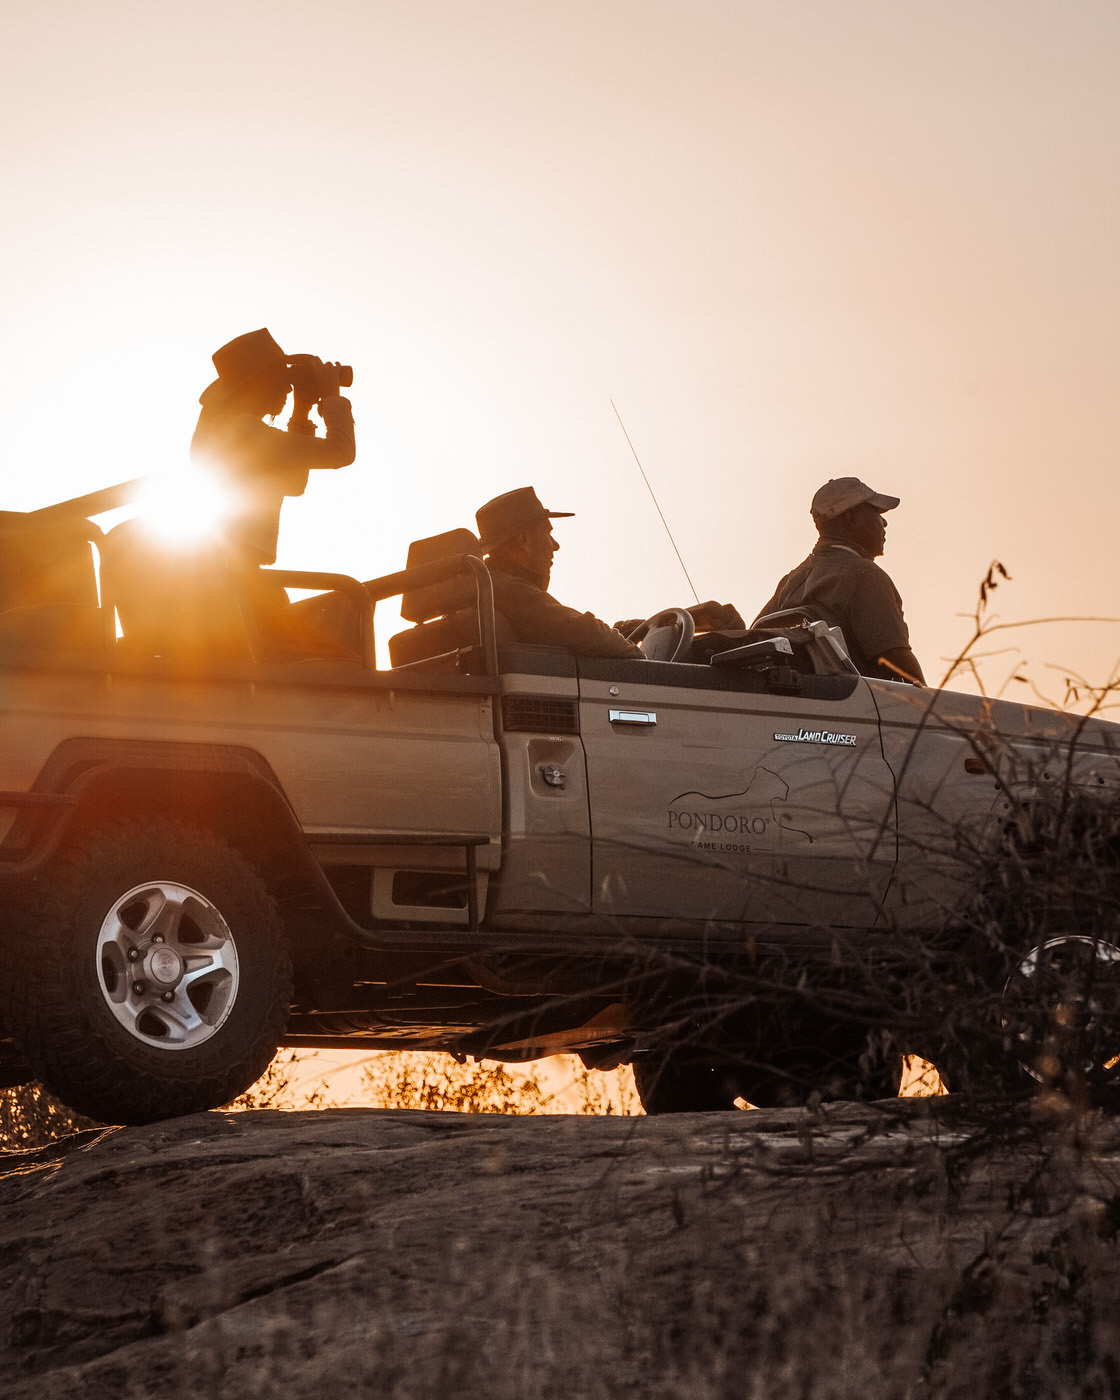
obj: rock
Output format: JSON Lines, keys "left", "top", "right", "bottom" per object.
{"left": 1, "top": 1098, "right": 1119, "bottom": 1399}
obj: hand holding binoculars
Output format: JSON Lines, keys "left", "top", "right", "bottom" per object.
{"left": 288, "top": 353, "right": 354, "bottom": 402}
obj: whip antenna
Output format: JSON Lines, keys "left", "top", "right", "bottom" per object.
{"left": 611, "top": 400, "right": 700, "bottom": 604}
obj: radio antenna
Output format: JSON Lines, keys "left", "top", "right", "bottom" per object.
{"left": 611, "top": 400, "right": 701, "bottom": 604}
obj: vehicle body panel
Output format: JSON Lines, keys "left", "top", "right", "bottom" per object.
{"left": 872, "top": 680, "right": 1120, "bottom": 927}
{"left": 489, "top": 667, "right": 590, "bottom": 917}
{"left": 578, "top": 661, "right": 896, "bottom": 927}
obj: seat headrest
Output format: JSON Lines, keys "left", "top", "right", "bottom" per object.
{"left": 400, "top": 528, "right": 481, "bottom": 623}
{"left": 0, "top": 520, "right": 99, "bottom": 611}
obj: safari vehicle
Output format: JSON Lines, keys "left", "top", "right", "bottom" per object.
{"left": 1, "top": 488, "right": 1119, "bottom": 1123}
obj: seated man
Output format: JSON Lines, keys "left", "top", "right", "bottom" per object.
{"left": 476, "top": 486, "right": 741, "bottom": 658}
{"left": 753, "top": 476, "right": 925, "bottom": 684}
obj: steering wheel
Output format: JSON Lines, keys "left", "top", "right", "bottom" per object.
{"left": 625, "top": 608, "right": 695, "bottom": 662}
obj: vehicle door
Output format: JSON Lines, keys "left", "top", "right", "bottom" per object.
{"left": 577, "top": 657, "right": 897, "bottom": 928}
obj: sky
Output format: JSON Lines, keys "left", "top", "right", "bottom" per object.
{"left": 3, "top": 0, "right": 1120, "bottom": 700}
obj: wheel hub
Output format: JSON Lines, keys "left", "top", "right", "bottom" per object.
{"left": 145, "top": 944, "right": 183, "bottom": 987}
{"left": 96, "top": 879, "right": 240, "bottom": 1049}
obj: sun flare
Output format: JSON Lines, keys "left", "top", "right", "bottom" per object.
{"left": 134, "top": 465, "right": 233, "bottom": 546}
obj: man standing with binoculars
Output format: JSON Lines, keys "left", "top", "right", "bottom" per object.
{"left": 90, "top": 329, "right": 356, "bottom": 664}
{"left": 182, "top": 327, "right": 358, "bottom": 660}
{"left": 191, "top": 327, "right": 356, "bottom": 569}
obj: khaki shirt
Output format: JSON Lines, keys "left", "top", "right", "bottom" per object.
{"left": 754, "top": 541, "right": 911, "bottom": 680}
{"left": 490, "top": 564, "right": 644, "bottom": 659}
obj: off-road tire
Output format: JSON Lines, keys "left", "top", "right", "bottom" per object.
{"left": 739, "top": 1025, "right": 903, "bottom": 1108}
{"left": 2, "top": 817, "right": 291, "bottom": 1124}
{"left": 633, "top": 1017, "right": 902, "bottom": 1113}
{"left": 632, "top": 1049, "right": 742, "bottom": 1113}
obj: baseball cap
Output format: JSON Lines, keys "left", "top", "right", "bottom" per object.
{"left": 810, "top": 477, "right": 900, "bottom": 522}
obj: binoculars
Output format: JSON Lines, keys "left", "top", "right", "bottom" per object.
{"left": 288, "top": 354, "right": 354, "bottom": 398}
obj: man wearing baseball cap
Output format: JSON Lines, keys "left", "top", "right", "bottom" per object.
{"left": 475, "top": 487, "right": 743, "bottom": 658}
{"left": 753, "top": 477, "right": 925, "bottom": 684}
{"left": 475, "top": 487, "right": 645, "bottom": 658}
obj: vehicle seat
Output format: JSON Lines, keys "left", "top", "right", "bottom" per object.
{"left": 0, "top": 603, "right": 110, "bottom": 658}
{"left": 100, "top": 520, "right": 258, "bottom": 662}
{"left": 289, "top": 587, "right": 365, "bottom": 656}
{"left": 0, "top": 517, "right": 111, "bottom": 658}
{"left": 0, "top": 517, "right": 99, "bottom": 610}
{"left": 389, "top": 528, "right": 514, "bottom": 670}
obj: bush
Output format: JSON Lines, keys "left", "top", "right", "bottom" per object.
{"left": 0, "top": 1080, "right": 97, "bottom": 1150}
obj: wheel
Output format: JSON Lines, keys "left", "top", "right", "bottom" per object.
{"left": 2, "top": 817, "right": 292, "bottom": 1125}
{"left": 632, "top": 1048, "right": 743, "bottom": 1113}
{"left": 930, "top": 932, "right": 1120, "bottom": 1108}
{"left": 633, "top": 1017, "right": 902, "bottom": 1113}
{"left": 1001, "top": 933, "right": 1120, "bottom": 1107}
{"left": 625, "top": 608, "right": 695, "bottom": 662}
{"left": 736, "top": 1027, "right": 903, "bottom": 1108}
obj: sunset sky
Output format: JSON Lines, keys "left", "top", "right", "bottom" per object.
{"left": 3, "top": 1, "right": 1119, "bottom": 699}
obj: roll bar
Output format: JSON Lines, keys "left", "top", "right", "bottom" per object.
{"left": 18, "top": 477, "right": 502, "bottom": 676}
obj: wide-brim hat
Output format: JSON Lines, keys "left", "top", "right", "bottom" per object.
{"left": 810, "top": 476, "right": 900, "bottom": 522}
{"left": 476, "top": 486, "right": 574, "bottom": 552}
{"left": 198, "top": 328, "right": 290, "bottom": 407}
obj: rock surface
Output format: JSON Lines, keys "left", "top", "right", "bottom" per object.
{"left": 1, "top": 1098, "right": 1119, "bottom": 1399}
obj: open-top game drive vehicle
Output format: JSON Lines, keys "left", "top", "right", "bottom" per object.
{"left": 1, "top": 489, "right": 1119, "bottom": 1121}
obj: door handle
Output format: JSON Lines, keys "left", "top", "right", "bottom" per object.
{"left": 609, "top": 709, "right": 657, "bottom": 727}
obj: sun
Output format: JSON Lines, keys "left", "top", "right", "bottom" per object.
{"left": 133, "top": 463, "right": 233, "bottom": 546}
